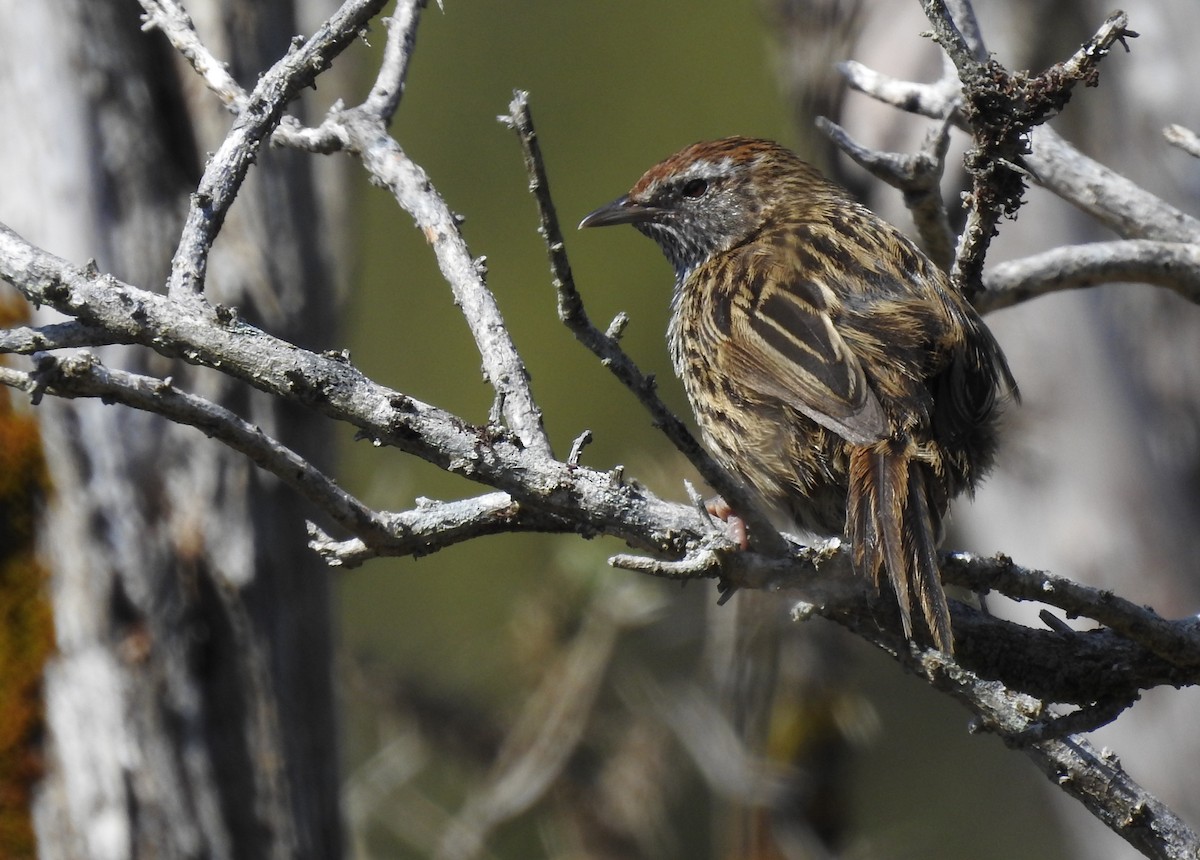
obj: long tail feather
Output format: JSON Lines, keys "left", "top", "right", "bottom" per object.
{"left": 847, "top": 440, "right": 954, "bottom": 652}
{"left": 848, "top": 448, "right": 882, "bottom": 588}
{"left": 906, "top": 464, "right": 953, "bottom": 652}
{"left": 875, "top": 447, "right": 912, "bottom": 640}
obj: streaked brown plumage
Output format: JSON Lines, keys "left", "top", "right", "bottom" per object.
{"left": 580, "top": 137, "right": 1016, "bottom": 652}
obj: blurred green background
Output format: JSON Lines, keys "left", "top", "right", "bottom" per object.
{"left": 334, "top": 2, "right": 1068, "bottom": 857}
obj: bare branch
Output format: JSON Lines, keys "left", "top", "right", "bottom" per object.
{"left": 335, "top": 112, "right": 553, "bottom": 457}
{"left": 148, "top": 0, "right": 549, "bottom": 456}
{"left": 150, "top": 0, "right": 550, "bottom": 453}
{"left": 0, "top": 352, "right": 394, "bottom": 542}
{"left": 23, "top": 219, "right": 1180, "bottom": 714}
{"left": 161, "top": 0, "right": 389, "bottom": 302}
{"left": 838, "top": 58, "right": 960, "bottom": 119}
{"left": 1025, "top": 738, "right": 1199, "bottom": 860}
{"left": 308, "top": 492, "right": 577, "bottom": 568}
{"left": 566, "top": 429, "right": 593, "bottom": 466}
{"left": 616, "top": 533, "right": 1200, "bottom": 697}
{"left": 139, "top": 0, "right": 244, "bottom": 110}
{"left": 609, "top": 548, "right": 724, "bottom": 582}
{"left": 336, "top": 9, "right": 558, "bottom": 457}
{"left": 941, "top": 552, "right": 1200, "bottom": 671}
{"left": 978, "top": 240, "right": 1200, "bottom": 312}
{"left": 907, "top": 651, "right": 1200, "bottom": 860}
{"left": 1003, "top": 695, "right": 1139, "bottom": 744}
{"left": 0, "top": 221, "right": 701, "bottom": 558}
{"left": 1026, "top": 126, "right": 1200, "bottom": 243}
{"left": 140, "top": 0, "right": 425, "bottom": 128}
{"left": 0, "top": 319, "right": 131, "bottom": 352}
{"left": 941, "top": 0, "right": 987, "bottom": 60}
{"left": 921, "top": 0, "right": 986, "bottom": 74}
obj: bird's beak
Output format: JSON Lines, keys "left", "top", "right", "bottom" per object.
{"left": 578, "top": 195, "right": 662, "bottom": 229}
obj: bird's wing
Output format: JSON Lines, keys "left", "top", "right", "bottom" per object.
{"left": 715, "top": 251, "right": 889, "bottom": 445}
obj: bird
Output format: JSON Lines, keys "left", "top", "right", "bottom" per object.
{"left": 579, "top": 137, "right": 1016, "bottom": 653}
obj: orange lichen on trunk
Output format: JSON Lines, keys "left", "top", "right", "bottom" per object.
{"left": 0, "top": 296, "right": 53, "bottom": 858}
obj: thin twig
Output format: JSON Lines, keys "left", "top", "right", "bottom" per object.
{"left": 1164, "top": 124, "right": 1200, "bottom": 159}
{"left": 942, "top": 0, "right": 988, "bottom": 61}
{"left": 838, "top": 59, "right": 962, "bottom": 120}
{"left": 338, "top": 114, "right": 553, "bottom": 457}
{"left": 139, "top": 0, "right": 244, "bottom": 110}
{"left": 362, "top": 0, "right": 426, "bottom": 123}
{"left": 566, "top": 429, "right": 593, "bottom": 466}
{"left": 161, "top": 0, "right": 389, "bottom": 301}
{"left": 502, "top": 89, "right": 787, "bottom": 555}
{"left": 0, "top": 320, "right": 132, "bottom": 353}
{"left": 1002, "top": 695, "right": 1140, "bottom": 744}
{"left": 308, "top": 492, "right": 576, "bottom": 567}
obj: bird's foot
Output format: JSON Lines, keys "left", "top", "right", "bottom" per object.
{"left": 705, "top": 496, "right": 750, "bottom": 550}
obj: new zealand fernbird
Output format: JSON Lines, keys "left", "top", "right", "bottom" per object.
{"left": 580, "top": 137, "right": 1016, "bottom": 653}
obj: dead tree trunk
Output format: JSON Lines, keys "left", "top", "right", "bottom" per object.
{"left": 0, "top": 1, "right": 343, "bottom": 857}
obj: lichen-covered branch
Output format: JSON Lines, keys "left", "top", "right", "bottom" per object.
{"left": 0, "top": 222, "right": 705, "bottom": 559}
{"left": 918, "top": 3, "right": 1137, "bottom": 298}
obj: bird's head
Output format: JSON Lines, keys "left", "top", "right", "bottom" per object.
{"left": 579, "top": 137, "right": 826, "bottom": 282}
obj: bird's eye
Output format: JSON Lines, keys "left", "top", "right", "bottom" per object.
{"left": 681, "top": 178, "right": 709, "bottom": 199}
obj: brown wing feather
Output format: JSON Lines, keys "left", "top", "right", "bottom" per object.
{"left": 713, "top": 249, "right": 888, "bottom": 445}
